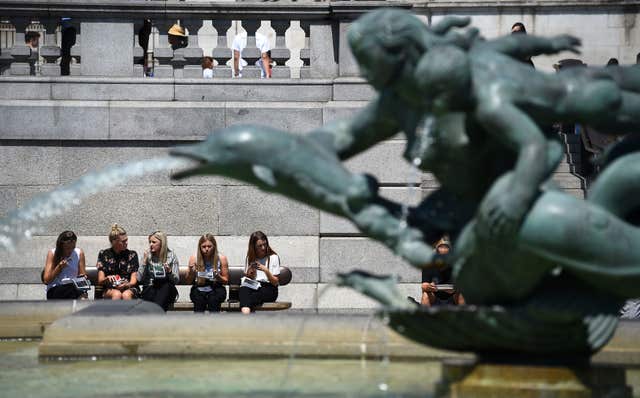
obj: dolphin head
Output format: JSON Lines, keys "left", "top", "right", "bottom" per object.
{"left": 169, "top": 126, "right": 260, "bottom": 180}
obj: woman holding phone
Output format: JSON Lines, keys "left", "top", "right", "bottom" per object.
{"left": 43, "top": 230, "right": 87, "bottom": 299}
{"left": 239, "top": 231, "right": 280, "bottom": 314}
{"left": 187, "top": 234, "right": 229, "bottom": 313}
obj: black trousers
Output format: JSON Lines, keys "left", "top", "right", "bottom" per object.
{"left": 239, "top": 283, "right": 278, "bottom": 309}
{"left": 47, "top": 284, "right": 81, "bottom": 300}
{"left": 141, "top": 280, "right": 178, "bottom": 311}
{"left": 190, "top": 284, "right": 227, "bottom": 313}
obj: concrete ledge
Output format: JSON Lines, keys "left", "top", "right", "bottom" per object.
{"left": 38, "top": 312, "right": 467, "bottom": 360}
{"left": 0, "top": 300, "right": 95, "bottom": 338}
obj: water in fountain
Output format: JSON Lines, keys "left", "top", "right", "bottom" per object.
{"left": 0, "top": 156, "right": 193, "bottom": 252}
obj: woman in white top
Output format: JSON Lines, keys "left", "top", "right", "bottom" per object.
{"left": 43, "top": 231, "right": 87, "bottom": 300}
{"left": 239, "top": 231, "right": 280, "bottom": 314}
{"left": 139, "top": 231, "right": 179, "bottom": 311}
{"left": 187, "top": 234, "right": 229, "bottom": 313}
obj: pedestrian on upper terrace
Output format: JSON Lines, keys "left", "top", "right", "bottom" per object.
{"left": 60, "top": 18, "right": 76, "bottom": 76}
{"left": 97, "top": 224, "right": 139, "bottom": 300}
{"left": 511, "top": 22, "right": 535, "bottom": 68}
{"left": 607, "top": 58, "right": 619, "bottom": 66}
{"left": 43, "top": 231, "right": 87, "bottom": 300}
{"left": 255, "top": 32, "right": 272, "bottom": 78}
{"left": 139, "top": 231, "right": 179, "bottom": 311}
{"left": 187, "top": 234, "right": 229, "bottom": 313}
{"left": 232, "top": 31, "right": 247, "bottom": 78}
{"left": 421, "top": 238, "right": 464, "bottom": 306}
{"left": 24, "top": 31, "right": 40, "bottom": 75}
{"left": 239, "top": 231, "right": 281, "bottom": 314}
{"left": 24, "top": 31, "right": 39, "bottom": 50}
{"left": 202, "top": 56, "right": 214, "bottom": 78}
{"left": 168, "top": 23, "right": 188, "bottom": 51}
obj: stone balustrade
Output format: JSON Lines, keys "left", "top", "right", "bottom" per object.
{"left": 0, "top": 0, "right": 411, "bottom": 79}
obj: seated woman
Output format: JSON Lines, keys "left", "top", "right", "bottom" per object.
{"left": 43, "top": 230, "right": 87, "bottom": 300}
{"left": 187, "top": 234, "right": 229, "bottom": 313}
{"left": 97, "top": 224, "right": 139, "bottom": 300}
{"left": 139, "top": 231, "right": 179, "bottom": 311}
{"left": 239, "top": 231, "right": 280, "bottom": 314}
{"left": 421, "top": 238, "right": 464, "bottom": 306}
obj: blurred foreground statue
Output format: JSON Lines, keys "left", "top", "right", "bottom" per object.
{"left": 172, "top": 9, "right": 640, "bottom": 358}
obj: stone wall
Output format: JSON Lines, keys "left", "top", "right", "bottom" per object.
{"left": 0, "top": 0, "right": 616, "bottom": 310}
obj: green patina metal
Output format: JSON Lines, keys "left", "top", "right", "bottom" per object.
{"left": 171, "top": 8, "right": 640, "bottom": 359}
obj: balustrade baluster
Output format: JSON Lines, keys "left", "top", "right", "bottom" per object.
{"left": 40, "top": 18, "right": 60, "bottom": 76}
{"left": 181, "top": 18, "right": 204, "bottom": 78}
{"left": 241, "top": 20, "right": 260, "bottom": 78}
{"left": 9, "top": 17, "right": 31, "bottom": 75}
{"left": 212, "top": 19, "right": 233, "bottom": 77}
{"left": 153, "top": 19, "right": 175, "bottom": 78}
{"left": 285, "top": 20, "right": 305, "bottom": 79}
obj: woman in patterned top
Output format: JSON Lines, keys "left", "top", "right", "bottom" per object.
{"left": 139, "top": 231, "right": 179, "bottom": 311}
{"left": 186, "top": 234, "right": 229, "bottom": 313}
{"left": 96, "top": 224, "right": 139, "bottom": 300}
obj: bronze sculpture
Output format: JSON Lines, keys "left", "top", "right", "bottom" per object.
{"left": 171, "top": 8, "right": 640, "bottom": 357}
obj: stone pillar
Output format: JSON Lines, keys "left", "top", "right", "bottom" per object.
{"left": 181, "top": 19, "right": 204, "bottom": 78}
{"left": 80, "top": 22, "right": 134, "bottom": 76}
{"left": 40, "top": 18, "right": 61, "bottom": 76}
{"left": 304, "top": 21, "right": 338, "bottom": 79}
{"left": 338, "top": 21, "right": 359, "bottom": 77}
{"left": 9, "top": 18, "right": 31, "bottom": 75}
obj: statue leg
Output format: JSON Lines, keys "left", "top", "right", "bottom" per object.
{"left": 588, "top": 152, "right": 640, "bottom": 223}
{"left": 517, "top": 186, "right": 640, "bottom": 298}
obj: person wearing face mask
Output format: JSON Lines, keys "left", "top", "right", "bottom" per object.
{"left": 239, "top": 231, "right": 280, "bottom": 314}
{"left": 97, "top": 224, "right": 139, "bottom": 300}
{"left": 43, "top": 230, "right": 87, "bottom": 299}
{"left": 139, "top": 230, "right": 180, "bottom": 311}
{"left": 187, "top": 234, "right": 229, "bottom": 313}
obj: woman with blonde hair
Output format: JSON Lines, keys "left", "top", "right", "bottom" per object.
{"left": 97, "top": 224, "right": 139, "bottom": 300}
{"left": 43, "top": 230, "right": 87, "bottom": 299}
{"left": 239, "top": 231, "right": 280, "bottom": 314}
{"left": 139, "top": 230, "right": 179, "bottom": 311}
{"left": 187, "top": 234, "right": 229, "bottom": 312}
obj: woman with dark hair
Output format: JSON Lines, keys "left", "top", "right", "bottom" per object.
{"left": 139, "top": 231, "right": 179, "bottom": 311}
{"left": 187, "top": 234, "right": 229, "bottom": 313}
{"left": 43, "top": 231, "right": 87, "bottom": 299}
{"left": 239, "top": 231, "right": 280, "bottom": 314}
{"left": 97, "top": 224, "right": 139, "bottom": 300}
{"left": 511, "top": 22, "right": 535, "bottom": 68}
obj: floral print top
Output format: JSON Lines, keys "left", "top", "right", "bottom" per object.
{"left": 96, "top": 248, "right": 139, "bottom": 280}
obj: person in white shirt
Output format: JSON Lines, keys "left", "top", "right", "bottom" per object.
{"left": 239, "top": 231, "right": 280, "bottom": 314}
{"left": 254, "top": 32, "right": 272, "bottom": 78}
{"left": 231, "top": 32, "right": 248, "bottom": 78}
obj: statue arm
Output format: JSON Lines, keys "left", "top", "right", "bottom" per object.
{"left": 430, "top": 16, "right": 471, "bottom": 34}
{"left": 308, "top": 93, "right": 401, "bottom": 160}
{"left": 483, "top": 34, "right": 581, "bottom": 58}
{"left": 474, "top": 99, "right": 551, "bottom": 235}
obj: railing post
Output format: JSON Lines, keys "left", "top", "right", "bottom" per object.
{"left": 181, "top": 18, "right": 204, "bottom": 78}
{"left": 9, "top": 17, "right": 31, "bottom": 75}
{"left": 212, "top": 19, "right": 233, "bottom": 76}
{"left": 154, "top": 19, "right": 175, "bottom": 78}
{"left": 40, "top": 18, "right": 60, "bottom": 76}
